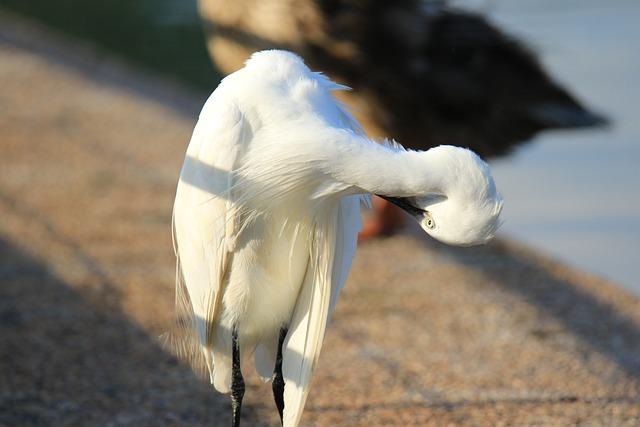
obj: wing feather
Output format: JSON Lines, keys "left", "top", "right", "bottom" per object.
{"left": 280, "top": 81, "right": 365, "bottom": 426}
{"left": 172, "top": 92, "right": 248, "bottom": 382}
{"left": 282, "top": 195, "right": 362, "bottom": 426}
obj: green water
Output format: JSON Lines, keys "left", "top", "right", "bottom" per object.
{"left": 0, "top": 0, "right": 220, "bottom": 90}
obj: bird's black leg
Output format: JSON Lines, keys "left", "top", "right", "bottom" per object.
{"left": 231, "top": 328, "right": 245, "bottom": 427}
{"left": 272, "top": 327, "right": 288, "bottom": 424}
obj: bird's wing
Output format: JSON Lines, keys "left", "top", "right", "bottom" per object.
{"left": 328, "top": 195, "right": 362, "bottom": 314}
{"left": 172, "top": 92, "right": 247, "bottom": 380}
{"left": 281, "top": 194, "right": 362, "bottom": 427}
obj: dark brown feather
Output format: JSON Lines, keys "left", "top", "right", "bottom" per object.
{"left": 199, "top": 0, "right": 607, "bottom": 158}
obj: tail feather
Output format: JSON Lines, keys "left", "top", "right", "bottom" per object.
{"left": 282, "top": 211, "right": 337, "bottom": 426}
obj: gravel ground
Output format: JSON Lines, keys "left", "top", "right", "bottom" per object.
{"left": 1, "top": 12, "right": 639, "bottom": 426}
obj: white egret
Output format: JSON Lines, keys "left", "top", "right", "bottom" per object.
{"left": 172, "top": 50, "right": 502, "bottom": 426}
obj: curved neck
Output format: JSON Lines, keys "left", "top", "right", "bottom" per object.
{"left": 325, "top": 131, "right": 445, "bottom": 197}
{"left": 235, "top": 126, "right": 448, "bottom": 209}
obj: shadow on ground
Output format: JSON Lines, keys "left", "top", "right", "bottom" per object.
{"left": 0, "top": 237, "right": 234, "bottom": 426}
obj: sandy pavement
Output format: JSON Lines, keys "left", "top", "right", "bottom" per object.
{"left": 1, "top": 13, "right": 639, "bottom": 426}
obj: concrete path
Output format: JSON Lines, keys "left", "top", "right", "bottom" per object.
{"left": 1, "top": 13, "right": 639, "bottom": 426}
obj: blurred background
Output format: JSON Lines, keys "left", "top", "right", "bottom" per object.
{"left": 1, "top": 0, "right": 639, "bottom": 426}
{"left": 3, "top": 0, "right": 637, "bottom": 293}
{"left": 464, "top": 0, "right": 640, "bottom": 295}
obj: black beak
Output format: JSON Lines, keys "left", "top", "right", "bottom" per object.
{"left": 377, "top": 195, "right": 425, "bottom": 219}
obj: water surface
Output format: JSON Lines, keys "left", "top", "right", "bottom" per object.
{"left": 455, "top": 1, "right": 640, "bottom": 294}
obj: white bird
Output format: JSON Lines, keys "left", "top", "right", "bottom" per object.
{"left": 172, "top": 50, "right": 502, "bottom": 426}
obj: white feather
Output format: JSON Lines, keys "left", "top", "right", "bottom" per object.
{"left": 172, "top": 49, "right": 502, "bottom": 425}
{"left": 280, "top": 194, "right": 361, "bottom": 426}
{"left": 173, "top": 89, "right": 248, "bottom": 389}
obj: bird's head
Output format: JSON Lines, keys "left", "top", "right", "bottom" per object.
{"left": 379, "top": 145, "right": 503, "bottom": 246}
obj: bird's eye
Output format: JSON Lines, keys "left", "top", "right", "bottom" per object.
{"left": 425, "top": 213, "right": 435, "bottom": 230}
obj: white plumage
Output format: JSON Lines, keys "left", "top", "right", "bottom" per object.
{"left": 172, "top": 50, "right": 502, "bottom": 426}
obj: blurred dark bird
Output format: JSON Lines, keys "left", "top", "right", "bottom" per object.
{"left": 198, "top": 0, "right": 607, "bottom": 237}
